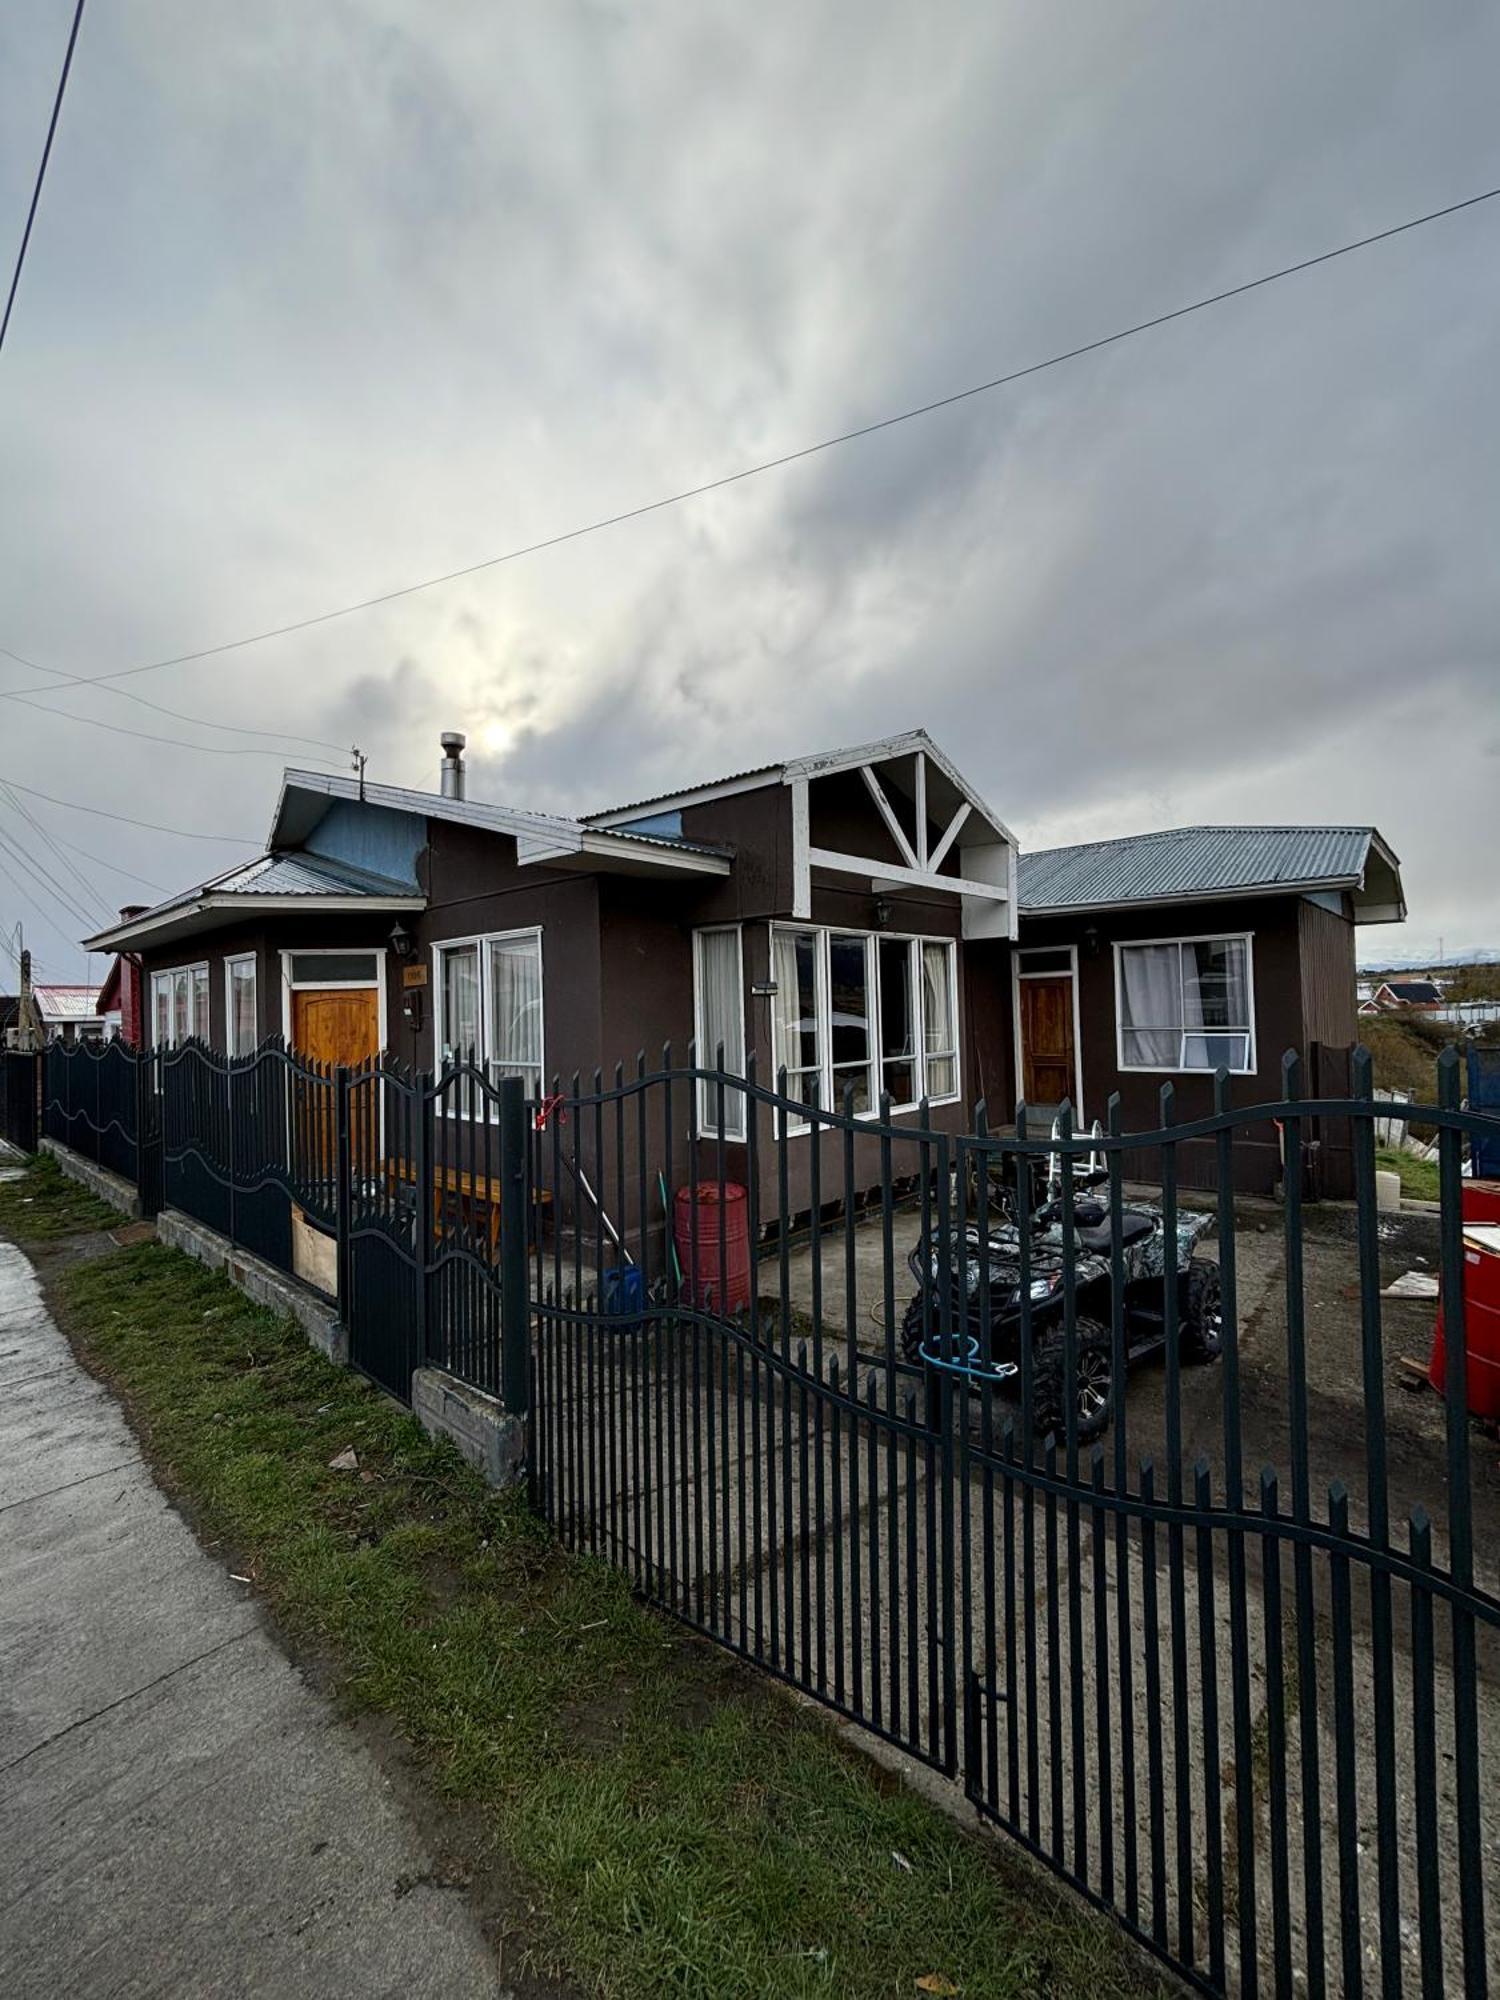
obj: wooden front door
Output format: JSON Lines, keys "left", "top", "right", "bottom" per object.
{"left": 291, "top": 987, "right": 380, "bottom": 1069}
{"left": 1019, "top": 974, "right": 1076, "bottom": 1109}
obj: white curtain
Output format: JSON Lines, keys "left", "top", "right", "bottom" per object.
{"left": 1181, "top": 938, "right": 1250, "bottom": 1070}
{"left": 921, "top": 941, "right": 956, "bottom": 1098}
{"left": 489, "top": 936, "right": 542, "bottom": 1094}
{"left": 441, "top": 944, "right": 480, "bottom": 1063}
{"left": 230, "top": 963, "right": 257, "bottom": 1056}
{"left": 695, "top": 929, "right": 745, "bottom": 1137}
{"left": 1120, "top": 943, "right": 1181, "bottom": 1066}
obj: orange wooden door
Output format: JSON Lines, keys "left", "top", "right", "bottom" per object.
{"left": 291, "top": 987, "right": 380, "bottom": 1068}
{"left": 1020, "top": 975, "right": 1076, "bottom": 1107}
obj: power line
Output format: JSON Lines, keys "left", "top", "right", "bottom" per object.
{"left": 1, "top": 0, "right": 88, "bottom": 357}
{"left": 0, "top": 774, "right": 256, "bottom": 844}
{"left": 0, "top": 643, "right": 352, "bottom": 755}
{"left": 3, "top": 181, "right": 1495, "bottom": 696}
{"left": 0, "top": 681, "right": 346, "bottom": 762}
{"left": 0, "top": 782, "right": 113, "bottom": 927}
{"left": 0, "top": 818, "right": 102, "bottom": 933}
{"left": 33, "top": 827, "right": 172, "bottom": 896}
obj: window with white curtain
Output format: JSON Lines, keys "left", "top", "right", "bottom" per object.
{"left": 226, "top": 955, "right": 258, "bottom": 1057}
{"left": 1117, "top": 934, "right": 1254, "bottom": 1073}
{"left": 693, "top": 927, "right": 746, "bottom": 1140}
{"left": 150, "top": 963, "right": 210, "bottom": 1047}
{"left": 770, "top": 925, "right": 960, "bottom": 1126}
{"left": 921, "top": 940, "right": 958, "bottom": 1100}
{"left": 435, "top": 930, "right": 543, "bottom": 1113}
{"left": 772, "top": 928, "right": 823, "bottom": 1114}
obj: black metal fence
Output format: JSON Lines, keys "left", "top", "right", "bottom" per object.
{"left": 519, "top": 1051, "right": 1499, "bottom": 2000}
{"left": 19, "top": 1032, "right": 1500, "bottom": 1996}
{"left": 2, "top": 1048, "right": 39, "bottom": 1154}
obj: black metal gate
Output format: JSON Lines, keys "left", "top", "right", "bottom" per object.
{"left": 2, "top": 1048, "right": 39, "bottom": 1153}
{"left": 518, "top": 1052, "right": 1499, "bottom": 2000}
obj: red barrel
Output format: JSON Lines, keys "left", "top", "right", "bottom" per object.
{"left": 674, "top": 1181, "right": 751, "bottom": 1312}
{"left": 1462, "top": 1179, "right": 1500, "bottom": 1227}
{"left": 1429, "top": 1222, "right": 1500, "bottom": 1419}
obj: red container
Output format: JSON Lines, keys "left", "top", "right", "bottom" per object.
{"left": 1462, "top": 1179, "right": 1500, "bottom": 1227}
{"left": 674, "top": 1181, "right": 752, "bottom": 1312}
{"left": 1428, "top": 1223, "right": 1500, "bottom": 1420}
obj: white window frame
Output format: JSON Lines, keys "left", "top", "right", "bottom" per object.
{"left": 1010, "top": 943, "right": 1085, "bottom": 1120}
{"left": 692, "top": 925, "right": 747, "bottom": 1143}
{"left": 224, "top": 953, "right": 259, "bottom": 1059}
{"left": 431, "top": 926, "right": 545, "bottom": 1118}
{"left": 768, "top": 922, "right": 961, "bottom": 1132}
{"left": 278, "top": 948, "right": 388, "bottom": 1051}
{"left": 1113, "top": 930, "right": 1257, "bottom": 1076}
{"left": 151, "top": 960, "right": 210, "bottom": 1047}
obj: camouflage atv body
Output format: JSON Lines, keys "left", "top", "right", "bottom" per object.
{"left": 902, "top": 1193, "right": 1222, "bottom": 1445}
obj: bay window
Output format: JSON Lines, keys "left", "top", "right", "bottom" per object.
{"left": 435, "top": 929, "right": 543, "bottom": 1111}
{"left": 1117, "top": 934, "right": 1254, "bottom": 1073}
{"left": 768, "top": 925, "right": 960, "bottom": 1125}
{"left": 151, "top": 963, "right": 210, "bottom": 1047}
{"left": 693, "top": 927, "right": 746, "bottom": 1140}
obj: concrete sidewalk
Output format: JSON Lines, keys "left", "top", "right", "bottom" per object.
{"left": 0, "top": 1239, "right": 502, "bottom": 1999}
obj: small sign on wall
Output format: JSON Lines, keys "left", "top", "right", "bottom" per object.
{"left": 401, "top": 964, "right": 429, "bottom": 988}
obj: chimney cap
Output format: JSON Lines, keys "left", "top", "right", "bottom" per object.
{"left": 440, "top": 730, "right": 467, "bottom": 755}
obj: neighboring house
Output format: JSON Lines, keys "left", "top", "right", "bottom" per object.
{"left": 1015, "top": 825, "right": 1405, "bottom": 1193}
{"left": 1366, "top": 978, "right": 1443, "bottom": 1012}
{"left": 83, "top": 738, "right": 1406, "bottom": 1204}
{"left": 95, "top": 907, "right": 149, "bottom": 1045}
{"left": 32, "top": 984, "right": 108, "bottom": 1044}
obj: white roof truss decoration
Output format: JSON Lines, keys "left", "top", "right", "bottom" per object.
{"left": 784, "top": 731, "right": 1018, "bottom": 942}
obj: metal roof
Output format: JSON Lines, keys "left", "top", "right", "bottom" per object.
{"left": 271, "top": 769, "right": 726, "bottom": 863}
{"left": 209, "top": 851, "right": 415, "bottom": 898}
{"left": 34, "top": 985, "right": 104, "bottom": 1019}
{"left": 1019, "top": 825, "right": 1400, "bottom": 917}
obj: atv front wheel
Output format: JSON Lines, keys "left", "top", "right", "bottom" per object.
{"left": 1032, "top": 1316, "right": 1113, "bottom": 1445}
{"left": 1181, "top": 1259, "right": 1223, "bottom": 1364}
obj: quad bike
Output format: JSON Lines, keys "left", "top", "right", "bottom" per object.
{"left": 901, "top": 1162, "right": 1223, "bottom": 1445}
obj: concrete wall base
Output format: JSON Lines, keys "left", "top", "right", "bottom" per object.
{"left": 40, "top": 1137, "right": 142, "bottom": 1220}
{"left": 156, "top": 1208, "right": 348, "bottom": 1366}
{"left": 412, "top": 1368, "right": 526, "bottom": 1489}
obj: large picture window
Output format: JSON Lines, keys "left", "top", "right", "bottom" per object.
{"left": 1116, "top": 934, "right": 1255, "bottom": 1074}
{"left": 693, "top": 927, "right": 746, "bottom": 1141}
{"left": 770, "top": 925, "right": 959, "bottom": 1127}
{"left": 151, "top": 963, "right": 210, "bottom": 1047}
{"left": 434, "top": 929, "right": 543, "bottom": 1111}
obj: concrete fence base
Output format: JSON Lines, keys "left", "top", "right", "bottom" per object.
{"left": 411, "top": 1368, "right": 526, "bottom": 1490}
{"left": 40, "top": 1137, "right": 142, "bottom": 1220}
{"left": 156, "top": 1209, "right": 348, "bottom": 1367}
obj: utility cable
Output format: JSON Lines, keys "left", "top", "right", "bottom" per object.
{"left": 1, "top": 0, "right": 88, "bottom": 356}
{"left": 2, "top": 182, "right": 1494, "bottom": 695}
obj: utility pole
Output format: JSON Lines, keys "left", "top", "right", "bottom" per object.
{"left": 14, "top": 938, "right": 42, "bottom": 1051}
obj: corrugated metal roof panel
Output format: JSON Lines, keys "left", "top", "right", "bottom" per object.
{"left": 210, "top": 852, "right": 414, "bottom": 897}
{"left": 34, "top": 985, "right": 104, "bottom": 1018}
{"left": 1019, "top": 825, "right": 1376, "bottom": 911}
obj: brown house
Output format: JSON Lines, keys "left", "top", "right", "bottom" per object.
{"left": 1014, "top": 825, "right": 1406, "bottom": 1192}
{"left": 84, "top": 740, "right": 1404, "bottom": 1210}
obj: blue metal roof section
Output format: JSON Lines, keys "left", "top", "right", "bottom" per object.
{"left": 1020, "top": 825, "right": 1401, "bottom": 917}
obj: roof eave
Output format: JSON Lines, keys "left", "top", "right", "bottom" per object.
{"left": 1020, "top": 874, "right": 1369, "bottom": 921}
{"left": 83, "top": 889, "right": 426, "bottom": 954}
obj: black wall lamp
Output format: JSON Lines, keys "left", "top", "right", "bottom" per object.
{"left": 389, "top": 920, "right": 416, "bottom": 963}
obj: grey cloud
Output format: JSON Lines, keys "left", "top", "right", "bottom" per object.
{"left": 1, "top": 0, "right": 1496, "bottom": 975}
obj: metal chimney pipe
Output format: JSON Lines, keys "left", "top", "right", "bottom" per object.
{"left": 439, "top": 731, "right": 467, "bottom": 800}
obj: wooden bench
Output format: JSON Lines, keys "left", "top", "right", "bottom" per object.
{"left": 386, "top": 1159, "right": 552, "bottom": 1257}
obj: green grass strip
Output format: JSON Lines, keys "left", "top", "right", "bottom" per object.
{"left": 42, "top": 1221, "right": 1162, "bottom": 1998}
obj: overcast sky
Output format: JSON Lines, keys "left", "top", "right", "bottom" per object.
{"left": 2, "top": 1, "right": 1496, "bottom": 986}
